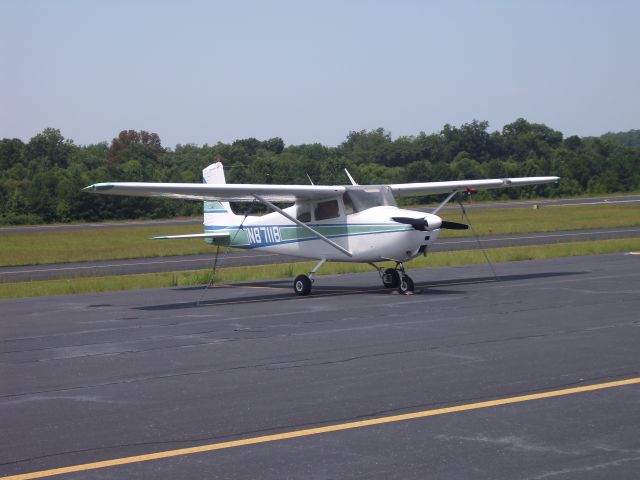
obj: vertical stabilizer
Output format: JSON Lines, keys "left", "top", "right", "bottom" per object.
{"left": 202, "top": 161, "right": 240, "bottom": 228}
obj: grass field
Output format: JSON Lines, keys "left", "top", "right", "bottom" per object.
{"left": 1, "top": 237, "right": 638, "bottom": 299}
{"left": 437, "top": 202, "right": 640, "bottom": 237}
{"left": 1, "top": 202, "right": 638, "bottom": 267}
{"left": 0, "top": 224, "right": 214, "bottom": 267}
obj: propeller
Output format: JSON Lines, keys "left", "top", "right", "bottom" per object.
{"left": 441, "top": 220, "right": 469, "bottom": 230}
{"left": 392, "top": 217, "right": 468, "bottom": 231}
{"left": 392, "top": 217, "right": 429, "bottom": 231}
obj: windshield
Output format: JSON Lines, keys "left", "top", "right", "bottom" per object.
{"left": 343, "top": 186, "right": 397, "bottom": 213}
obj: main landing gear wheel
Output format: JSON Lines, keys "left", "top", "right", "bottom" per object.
{"left": 382, "top": 268, "right": 400, "bottom": 288}
{"left": 293, "top": 274, "right": 312, "bottom": 296}
{"left": 398, "top": 275, "right": 414, "bottom": 294}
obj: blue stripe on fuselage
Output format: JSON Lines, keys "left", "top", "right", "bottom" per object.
{"left": 203, "top": 224, "right": 414, "bottom": 248}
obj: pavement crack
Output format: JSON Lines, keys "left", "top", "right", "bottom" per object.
{"left": 0, "top": 357, "right": 317, "bottom": 399}
{"left": 525, "top": 455, "right": 640, "bottom": 479}
{"left": 268, "top": 349, "right": 418, "bottom": 369}
{"left": 434, "top": 434, "right": 584, "bottom": 455}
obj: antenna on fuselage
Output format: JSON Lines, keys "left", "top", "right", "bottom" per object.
{"left": 306, "top": 174, "right": 315, "bottom": 185}
{"left": 344, "top": 169, "right": 358, "bottom": 185}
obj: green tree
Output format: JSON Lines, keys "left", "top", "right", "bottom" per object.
{"left": 0, "top": 138, "right": 25, "bottom": 170}
{"left": 340, "top": 128, "right": 393, "bottom": 165}
{"left": 1, "top": 120, "right": 638, "bottom": 225}
{"left": 108, "top": 130, "right": 164, "bottom": 164}
{"left": 25, "top": 128, "right": 73, "bottom": 168}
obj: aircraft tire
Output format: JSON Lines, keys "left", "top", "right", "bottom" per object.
{"left": 383, "top": 268, "right": 401, "bottom": 288}
{"left": 294, "top": 274, "right": 312, "bottom": 296}
{"left": 398, "top": 275, "right": 414, "bottom": 294}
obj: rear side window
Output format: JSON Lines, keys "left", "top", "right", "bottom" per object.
{"left": 315, "top": 200, "right": 339, "bottom": 220}
{"left": 297, "top": 211, "right": 311, "bottom": 222}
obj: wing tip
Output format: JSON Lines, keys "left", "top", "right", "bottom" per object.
{"left": 82, "top": 183, "right": 114, "bottom": 192}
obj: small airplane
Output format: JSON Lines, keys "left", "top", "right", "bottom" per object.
{"left": 83, "top": 162, "right": 559, "bottom": 295}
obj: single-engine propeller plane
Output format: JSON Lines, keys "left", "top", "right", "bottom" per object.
{"left": 83, "top": 162, "right": 559, "bottom": 295}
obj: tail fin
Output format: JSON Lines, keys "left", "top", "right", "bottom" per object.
{"left": 202, "top": 161, "right": 240, "bottom": 228}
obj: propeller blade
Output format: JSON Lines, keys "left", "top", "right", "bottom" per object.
{"left": 441, "top": 220, "right": 469, "bottom": 230}
{"left": 392, "top": 216, "right": 428, "bottom": 231}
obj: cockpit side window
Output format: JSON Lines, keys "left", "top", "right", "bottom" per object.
{"left": 345, "top": 186, "right": 397, "bottom": 212}
{"left": 342, "top": 192, "right": 356, "bottom": 215}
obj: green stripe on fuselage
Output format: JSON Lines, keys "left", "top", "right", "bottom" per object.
{"left": 204, "top": 224, "right": 410, "bottom": 247}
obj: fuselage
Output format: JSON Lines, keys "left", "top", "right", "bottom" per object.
{"left": 205, "top": 205, "right": 441, "bottom": 263}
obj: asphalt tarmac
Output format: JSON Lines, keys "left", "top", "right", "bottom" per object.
{"left": 1, "top": 253, "right": 639, "bottom": 479}
{"left": 2, "top": 226, "right": 639, "bottom": 283}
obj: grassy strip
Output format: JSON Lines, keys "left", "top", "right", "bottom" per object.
{"left": 1, "top": 203, "right": 639, "bottom": 267}
{"left": 0, "top": 225, "right": 218, "bottom": 267}
{"left": 407, "top": 190, "right": 640, "bottom": 210}
{"left": 437, "top": 202, "right": 639, "bottom": 238}
{"left": 1, "top": 238, "right": 638, "bottom": 300}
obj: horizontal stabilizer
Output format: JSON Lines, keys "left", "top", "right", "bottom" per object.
{"left": 152, "top": 232, "right": 230, "bottom": 240}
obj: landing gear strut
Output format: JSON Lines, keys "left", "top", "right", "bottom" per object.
{"left": 293, "top": 259, "right": 326, "bottom": 296}
{"left": 371, "top": 262, "right": 414, "bottom": 294}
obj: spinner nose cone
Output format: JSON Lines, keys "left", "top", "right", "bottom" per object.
{"left": 391, "top": 213, "right": 442, "bottom": 231}
{"left": 392, "top": 213, "right": 469, "bottom": 231}
{"left": 423, "top": 213, "right": 442, "bottom": 230}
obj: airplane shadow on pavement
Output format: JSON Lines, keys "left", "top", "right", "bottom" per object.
{"left": 135, "top": 270, "right": 586, "bottom": 311}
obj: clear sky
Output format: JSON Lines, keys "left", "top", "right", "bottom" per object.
{"left": 1, "top": 0, "right": 638, "bottom": 148}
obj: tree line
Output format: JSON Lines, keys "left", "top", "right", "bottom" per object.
{"left": 1, "top": 119, "right": 638, "bottom": 225}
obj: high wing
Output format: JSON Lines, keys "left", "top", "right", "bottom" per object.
{"left": 389, "top": 176, "right": 559, "bottom": 197}
{"left": 83, "top": 176, "right": 559, "bottom": 202}
{"left": 82, "top": 182, "right": 345, "bottom": 202}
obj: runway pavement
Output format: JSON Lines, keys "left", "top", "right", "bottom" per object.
{"left": 2, "top": 226, "right": 639, "bottom": 283}
{"left": 1, "top": 253, "right": 639, "bottom": 479}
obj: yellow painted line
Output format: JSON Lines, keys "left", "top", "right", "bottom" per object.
{"left": 3, "top": 377, "right": 640, "bottom": 480}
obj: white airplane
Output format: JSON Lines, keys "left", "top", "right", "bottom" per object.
{"left": 83, "top": 162, "right": 559, "bottom": 295}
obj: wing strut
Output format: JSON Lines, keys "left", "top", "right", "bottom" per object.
{"left": 252, "top": 194, "right": 353, "bottom": 258}
{"left": 431, "top": 190, "right": 459, "bottom": 215}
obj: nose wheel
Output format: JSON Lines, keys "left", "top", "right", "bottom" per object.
{"left": 398, "top": 274, "right": 414, "bottom": 294}
{"left": 373, "top": 262, "right": 415, "bottom": 294}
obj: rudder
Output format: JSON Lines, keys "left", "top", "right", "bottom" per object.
{"left": 202, "top": 161, "right": 239, "bottom": 228}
